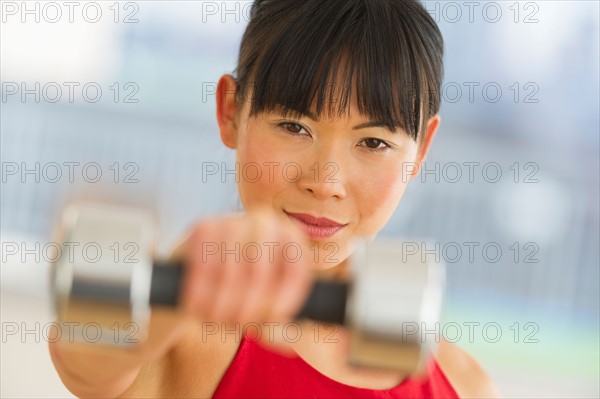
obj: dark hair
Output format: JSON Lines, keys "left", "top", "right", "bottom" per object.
{"left": 233, "top": 0, "right": 444, "bottom": 143}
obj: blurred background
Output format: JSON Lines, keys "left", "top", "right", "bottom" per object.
{"left": 1, "top": 0, "right": 598, "bottom": 397}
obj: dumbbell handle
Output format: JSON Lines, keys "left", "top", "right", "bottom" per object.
{"left": 150, "top": 261, "right": 349, "bottom": 325}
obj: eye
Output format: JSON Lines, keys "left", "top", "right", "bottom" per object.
{"left": 360, "top": 138, "right": 392, "bottom": 153}
{"left": 278, "top": 122, "right": 309, "bottom": 136}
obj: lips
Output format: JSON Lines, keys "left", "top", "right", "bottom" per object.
{"left": 284, "top": 211, "right": 346, "bottom": 227}
{"left": 284, "top": 210, "right": 347, "bottom": 240}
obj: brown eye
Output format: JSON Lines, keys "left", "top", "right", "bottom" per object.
{"left": 364, "top": 138, "right": 383, "bottom": 149}
{"left": 280, "top": 122, "right": 306, "bottom": 135}
{"left": 285, "top": 123, "right": 302, "bottom": 134}
{"left": 360, "top": 138, "right": 391, "bottom": 153}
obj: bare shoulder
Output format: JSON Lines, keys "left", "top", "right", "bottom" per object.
{"left": 117, "top": 318, "right": 241, "bottom": 398}
{"left": 435, "top": 338, "right": 502, "bottom": 399}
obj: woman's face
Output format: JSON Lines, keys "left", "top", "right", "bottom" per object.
{"left": 216, "top": 74, "right": 439, "bottom": 271}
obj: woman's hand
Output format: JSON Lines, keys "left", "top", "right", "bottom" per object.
{"left": 178, "top": 207, "right": 315, "bottom": 350}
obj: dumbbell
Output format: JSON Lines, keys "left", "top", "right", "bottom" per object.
{"left": 50, "top": 202, "right": 445, "bottom": 374}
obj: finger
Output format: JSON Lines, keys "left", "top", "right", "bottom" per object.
{"left": 209, "top": 221, "right": 251, "bottom": 322}
{"left": 269, "top": 224, "right": 314, "bottom": 321}
{"left": 184, "top": 222, "right": 225, "bottom": 321}
{"left": 237, "top": 212, "right": 281, "bottom": 325}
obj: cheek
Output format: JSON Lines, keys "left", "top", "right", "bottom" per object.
{"left": 354, "top": 162, "right": 409, "bottom": 230}
{"left": 236, "top": 132, "right": 288, "bottom": 208}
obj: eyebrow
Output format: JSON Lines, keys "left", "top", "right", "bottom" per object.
{"left": 289, "top": 109, "right": 399, "bottom": 134}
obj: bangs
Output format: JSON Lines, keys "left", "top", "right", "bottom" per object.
{"left": 234, "top": 0, "right": 444, "bottom": 142}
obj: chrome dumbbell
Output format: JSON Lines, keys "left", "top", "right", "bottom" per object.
{"left": 50, "top": 203, "right": 445, "bottom": 374}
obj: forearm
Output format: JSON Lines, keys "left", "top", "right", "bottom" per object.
{"left": 49, "top": 306, "right": 191, "bottom": 398}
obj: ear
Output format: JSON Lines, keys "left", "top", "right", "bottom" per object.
{"left": 408, "top": 115, "right": 440, "bottom": 181}
{"left": 216, "top": 74, "right": 240, "bottom": 149}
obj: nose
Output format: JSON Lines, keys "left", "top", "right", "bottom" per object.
{"left": 298, "top": 160, "right": 347, "bottom": 200}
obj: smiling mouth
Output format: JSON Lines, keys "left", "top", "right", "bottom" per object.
{"left": 283, "top": 210, "right": 347, "bottom": 239}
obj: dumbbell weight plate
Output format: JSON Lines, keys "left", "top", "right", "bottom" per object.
{"left": 51, "top": 203, "right": 157, "bottom": 346}
{"left": 346, "top": 238, "right": 446, "bottom": 373}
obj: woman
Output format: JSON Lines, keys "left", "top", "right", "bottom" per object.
{"left": 50, "top": 0, "right": 501, "bottom": 397}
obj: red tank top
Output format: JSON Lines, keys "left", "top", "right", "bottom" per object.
{"left": 212, "top": 333, "right": 459, "bottom": 398}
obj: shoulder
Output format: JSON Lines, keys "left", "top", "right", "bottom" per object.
{"left": 118, "top": 318, "right": 242, "bottom": 398}
{"left": 435, "top": 338, "right": 502, "bottom": 399}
